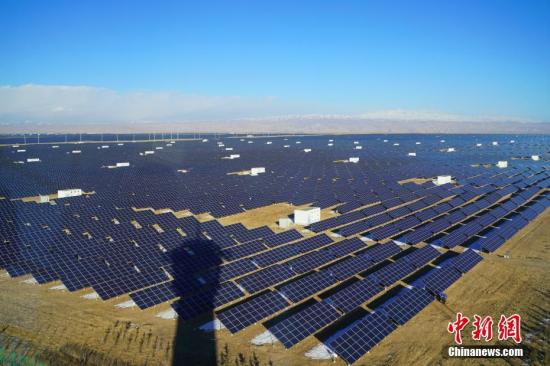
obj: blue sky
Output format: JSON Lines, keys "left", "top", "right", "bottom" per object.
{"left": 1, "top": 0, "right": 549, "bottom": 124}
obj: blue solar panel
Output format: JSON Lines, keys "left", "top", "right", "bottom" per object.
{"left": 217, "top": 291, "right": 289, "bottom": 333}
{"left": 361, "top": 242, "right": 402, "bottom": 262}
{"left": 325, "top": 255, "right": 374, "bottom": 280}
{"left": 326, "top": 278, "right": 384, "bottom": 313}
{"left": 171, "top": 282, "right": 245, "bottom": 320}
{"left": 383, "top": 287, "right": 434, "bottom": 324}
{"left": 251, "top": 245, "right": 300, "bottom": 267}
{"left": 278, "top": 270, "right": 338, "bottom": 302}
{"left": 263, "top": 229, "right": 303, "bottom": 248}
{"left": 443, "top": 249, "right": 483, "bottom": 273}
{"left": 422, "top": 266, "right": 462, "bottom": 294}
{"left": 329, "top": 312, "right": 397, "bottom": 364}
{"left": 402, "top": 245, "right": 441, "bottom": 267}
{"left": 236, "top": 264, "right": 296, "bottom": 294}
{"left": 327, "top": 237, "right": 366, "bottom": 257}
{"left": 268, "top": 301, "right": 341, "bottom": 348}
{"left": 287, "top": 250, "right": 335, "bottom": 274}
{"left": 368, "top": 259, "right": 416, "bottom": 286}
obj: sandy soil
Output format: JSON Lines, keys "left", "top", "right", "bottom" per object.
{"left": 0, "top": 207, "right": 548, "bottom": 366}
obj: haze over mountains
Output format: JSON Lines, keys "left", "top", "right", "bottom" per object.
{"left": 2, "top": 115, "right": 549, "bottom": 135}
{"left": 1, "top": 85, "right": 548, "bottom": 134}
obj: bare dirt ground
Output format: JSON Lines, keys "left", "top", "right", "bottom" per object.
{"left": 0, "top": 208, "right": 548, "bottom": 366}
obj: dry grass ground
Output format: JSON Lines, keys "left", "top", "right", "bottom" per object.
{"left": 0, "top": 208, "right": 548, "bottom": 366}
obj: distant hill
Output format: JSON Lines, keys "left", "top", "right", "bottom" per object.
{"left": 2, "top": 117, "right": 550, "bottom": 134}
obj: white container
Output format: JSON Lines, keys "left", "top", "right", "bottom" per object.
{"left": 38, "top": 195, "right": 50, "bottom": 203}
{"left": 435, "top": 175, "right": 452, "bottom": 186}
{"left": 294, "top": 207, "right": 321, "bottom": 226}
{"left": 278, "top": 217, "right": 293, "bottom": 229}
{"left": 57, "top": 188, "right": 82, "bottom": 198}
{"left": 251, "top": 167, "right": 266, "bottom": 175}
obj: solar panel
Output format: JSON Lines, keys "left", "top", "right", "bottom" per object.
{"left": 221, "top": 240, "right": 267, "bottom": 261}
{"left": 383, "top": 287, "right": 434, "bottom": 324}
{"left": 329, "top": 312, "right": 397, "bottom": 364}
{"left": 326, "top": 278, "right": 384, "bottom": 313}
{"left": 278, "top": 270, "right": 338, "bottom": 302}
{"left": 325, "top": 255, "right": 374, "bottom": 280}
{"left": 236, "top": 264, "right": 295, "bottom": 294}
{"left": 263, "top": 229, "right": 303, "bottom": 248}
{"left": 293, "top": 234, "right": 334, "bottom": 253}
{"left": 422, "top": 266, "right": 462, "bottom": 294}
{"left": 327, "top": 237, "right": 366, "bottom": 257}
{"left": 368, "top": 259, "right": 416, "bottom": 286}
{"left": 171, "top": 282, "right": 245, "bottom": 320}
{"left": 217, "top": 291, "right": 289, "bottom": 333}
{"left": 402, "top": 245, "right": 441, "bottom": 267}
{"left": 479, "top": 235, "right": 506, "bottom": 252}
{"left": 443, "top": 249, "right": 483, "bottom": 273}
{"left": 268, "top": 301, "right": 341, "bottom": 348}
{"left": 251, "top": 245, "right": 300, "bottom": 267}
{"left": 287, "top": 250, "right": 334, "bottom": 274}
{"left": 202, "top": 259, "right": 257, "bottom": 283}
{"left": 361, "top": 242, "right": 402, "bottom": 262}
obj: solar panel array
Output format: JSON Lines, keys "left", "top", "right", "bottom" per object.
{"left": 0, "top": 133, "right": 548, "bottom": 365}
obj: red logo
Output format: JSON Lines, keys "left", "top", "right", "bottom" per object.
{"left": 472, "top": 315, "right": 493, "bottom": 342}
{"left": 448, "top": 313, "right": 521, "bottom": 344}
{"left": 498, "top": 314, "right": 522, "bottom": 344}
{"left": 448, "top": 312, "right": 470, "bottom": 344}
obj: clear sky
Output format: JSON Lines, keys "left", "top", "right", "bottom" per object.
{"left": 1, "top": 0, "right": 549, "bottom": 124}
